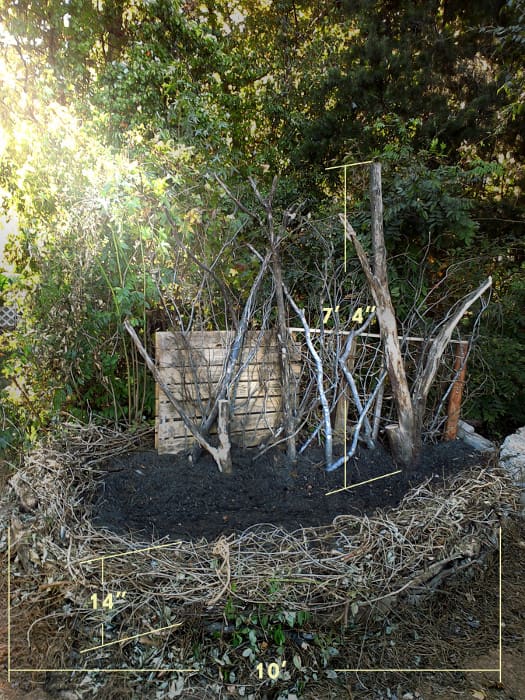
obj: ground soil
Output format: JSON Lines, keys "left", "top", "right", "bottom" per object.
{"left": 91, "top": 440, "right": 488, "bottom": 541}
{"left": 2, "top": 441, "right": 523, "bottom": 700}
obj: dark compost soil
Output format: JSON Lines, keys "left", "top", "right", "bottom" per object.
{"left": 92, "top": 439, "right": 489, "bottom": 541}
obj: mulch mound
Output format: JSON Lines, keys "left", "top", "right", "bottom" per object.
{"left": 1, "top": 423, "right": 519, "bottom": 698}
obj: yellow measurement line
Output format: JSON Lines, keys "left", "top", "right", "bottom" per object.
{"left": 100, "top": 559, "right": 105, "bottom": 647}
{"left": 80, "top": 622, "right": 183, "bottom": 654}
{"left": 9, "top": 668, "right": 197, "bottom": 673}
{"left": 334, "top": 525, "right": 504, "bottom": 679}
{"left": 343, "top": 398, "right": 347, "bottom": 490}
{"left": 80, "top": 540, "right": 181, "bottom": 565}
{"left": 326, "top": 469, "right": 402, "bottom": 496}
{"left": 325, "top": 160, "right": 374, "bottom": 170}
{"left": 7, "top": 526, "right": 11, "bottom": 683}
{"left": 289, "top": 328, "right": 469, "bottom": 343}
{"left": 499, "top": 525, "right": 503, "bottom": 684}
{"left": 333, "top": 668, "right": 500, "bottom": 673}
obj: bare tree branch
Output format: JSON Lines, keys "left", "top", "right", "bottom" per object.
{"left": 163, "top": 206, "right": 240, "bottom": 329}
{"left": 411, "top": 276, "right": 492, "bottom": 408}
{"left": 192, "top": 250, "right": 272, "bottom": 461}
{"left": 214, "top": 175, "right": 263, "bottom": 227}
{"left": 123, "top": 320, "right": 231, "bottom": 473}
{"left": 326, "top": 371, "right": 387, "bottom": 472}
{"left": 231, "top": 178, "right": 298, "bottom": 463}
{"left": 337, "top": 312, "right": 377, "bottom": 449}
{"left": 284, "top": 284, "right": 332, "bottom": 466}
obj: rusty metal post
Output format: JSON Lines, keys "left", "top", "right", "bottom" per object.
{"left": 444, "top": 340, "right": 469, "bottom": 441}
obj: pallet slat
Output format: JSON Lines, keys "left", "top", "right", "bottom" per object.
{"left": 156, "top": 330, "right": 302, "bottom": 367}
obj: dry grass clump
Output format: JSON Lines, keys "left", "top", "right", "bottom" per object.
{"left": 1, "top": 422, "right": 519, "bottom": 691}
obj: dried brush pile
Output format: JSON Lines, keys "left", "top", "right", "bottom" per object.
{"left": 1, "top": 423, "right": 519, "bottom": 694}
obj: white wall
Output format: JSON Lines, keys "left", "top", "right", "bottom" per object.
{"left": 0, "top": 215, "right": 16, "bottom": 272}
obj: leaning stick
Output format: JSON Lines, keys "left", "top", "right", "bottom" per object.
{"left": 123, "top": 320, "right": 231, "bottom": 473}
{"left": 191, "top": 250, "right": 271, "bottom": 463}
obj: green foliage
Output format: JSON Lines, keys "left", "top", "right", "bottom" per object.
{"left": 466, "top": 259, "right": 525, "bottom": 437}
{"left": 291, "top": 0, "right": 505, "bottom": 169}
{"left": 357, "top": 135, "right": 486, "bottom": 250}
{"left": 483, "top": 0, "right": 525, "bottom": 123}
{"left": 0, "top": 90, "right": 242, "bottom": 435}
{"left": 90, "top": 1, "right": 233, "bottom": 152}
{"left": 222, "top": 598, "right": 312, "bottom": 663}
{"left": 0, "top": 0, "right": 524, "bottom": 443}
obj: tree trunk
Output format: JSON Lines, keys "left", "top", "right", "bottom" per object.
{"left": 217, "top": 400, "right": 233, "bottom": 475}
{"left": 342, "top": 163, "right": 491, "bottom": 468}
{"left": 342, "top": 163, "right": 420, "bottom": 467}
{"left": 271, "top": 243, "right": 297, "bottom": 464}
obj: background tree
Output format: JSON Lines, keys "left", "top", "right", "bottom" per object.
{"left": 0, "top": 0, "right": 523, "bottom": 447}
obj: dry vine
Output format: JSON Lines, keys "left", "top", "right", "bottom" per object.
{"left": 1, "top": 422, "right": 518, "bottom": 681}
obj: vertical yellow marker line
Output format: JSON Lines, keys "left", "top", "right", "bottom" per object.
{"left": 325, "top": 159, "right": 373, "bottom": 489}
{"left": 7, "top": 526, "right": 11, "bottom": 683}
{"left": 101, "top": 559, "right": 105, "bottom": 647}
{"left": 343, "top": 165, "right": 348, "bottom": 485}
{"left": 499, "top": 525, "right": 502, "bottom": 684}
{"left": 343, "top": 165, "right": 347, "bottom": 273}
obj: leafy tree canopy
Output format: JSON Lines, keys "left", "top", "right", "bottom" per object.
{"left": 0, "top": 0, "right": 523, "bottom": 440}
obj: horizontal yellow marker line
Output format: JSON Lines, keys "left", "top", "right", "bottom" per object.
{"left": 81, "top": 622, "right": 183, "bottom": 654}
{"left": 326, "top": 469, "right": 402, "bottom": 496}
{"left": 80, "top": 541, "right": 181, "bottom": 564}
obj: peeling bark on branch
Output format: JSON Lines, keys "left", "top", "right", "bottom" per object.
{"left": 342, "top": 162, "right": 492, "bottom": 468}
{"left": 410, "top": 278, "right": 492, "bottom": 407}
{"left": 284, "top": 285, "right": 333, "bottom": 467}
{"left": 340, "top": 179, "right": 419, "bottom": 465}
{"left": 191, "top": 251, "right": 272, "bottom": 463}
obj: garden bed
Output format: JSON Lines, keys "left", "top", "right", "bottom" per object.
{"left": 2, "top": 424, "right": 520, "bottom": 698}
{"left": 93, "top": 439, "right": 493, "bottom": 541}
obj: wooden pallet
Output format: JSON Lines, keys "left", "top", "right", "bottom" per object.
{"left": 155, "top": 330, "right": 302, "bottom": 454}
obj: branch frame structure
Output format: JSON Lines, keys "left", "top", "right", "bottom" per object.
{"left": 124, "top": 320, "right": 232, "bottom": 473}
{"left": 341, "top": 162, "right": 492, "bottom": 467}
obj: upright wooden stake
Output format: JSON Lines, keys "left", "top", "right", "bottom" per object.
{"left": 249, "top": 176, "right": 297, "bottom": 465}
{"left": 444, "top": 341, "right": 469, "bottom": 441}
{"left": 333, "top": 336, "right": 356, "bottom": 440}
{"left": 217, "top": 400, "right": 233, "bottom": 474}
